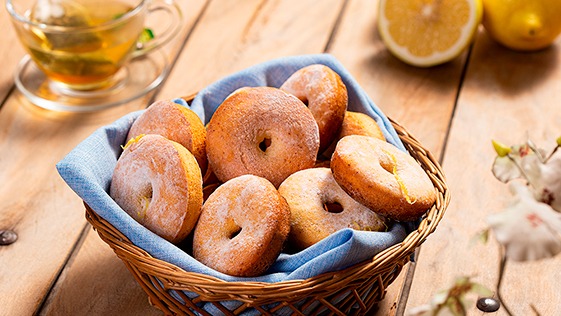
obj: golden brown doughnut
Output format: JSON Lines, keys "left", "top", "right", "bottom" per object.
{"left": 278, "top": 168, "right": 387, "bottom": 250}
{"left": 280, "top": 64, "right": 348, "bottom": 152}
{"left": 110, "top": 134, "right": 203, "bottom": 243}
{"left": 206, "top": 86, "right": 319, "bottom": 188}
{"left": 337, "top": 111, "right": 385, "bottom": 140}
{"left": 127, "top": 99, "right": 208, "bottom": 174}
{"left": 193, "top": 175, "right": 291, "bottom": 277}
{"left": 331, "top": 135, "right": 435, "bottom": 222}
{"left": 323, "top": 111, "right": 386, "bottom": 158}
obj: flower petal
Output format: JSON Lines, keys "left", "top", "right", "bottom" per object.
{"left": 535, "top": 152, "right": 561, "bottom": 212}
{"left": 488, "top": 182, "right": 561, "bottom": 261}
{"left": 492, "top": 156, "right": 522, "bottom": 183}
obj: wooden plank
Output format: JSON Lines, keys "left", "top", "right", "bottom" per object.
{"left": 405, "top": 31, "right": 561, "bottom": 315}
{"left": 326, "top": 0, "right": 468, "bottom": 314}
{"left": 0, "top": 1, "right": 204, "bottom": 315}
{"left": 0, "top": 4, "right": 26, "bottom": 104}
{"left": 38, "top": 227, "right": 162, "bottom": 316}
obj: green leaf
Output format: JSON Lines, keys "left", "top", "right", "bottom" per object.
{"left": 471, "top": 282, "right": 494, "bottom": 297}
{"left": 470, "top": 228, "right": 490, "bottom": 246}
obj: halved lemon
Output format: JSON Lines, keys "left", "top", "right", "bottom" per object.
{"left": 378, "top": 0, "right": 482, "bottom": 67}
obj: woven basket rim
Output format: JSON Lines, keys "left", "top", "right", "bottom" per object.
{"left": 84, "top": 115, "right": 450, "bottom": 297}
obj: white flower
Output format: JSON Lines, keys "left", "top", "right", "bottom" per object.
{"left": 491, "top": 142, "right": 541, "bottom": 184}
{"left": 492, "top": 140, "right": 561, "bottom": 212}
{"left": 487, "top": 182, "right": 561, "bottom": 261}
{"left": 533, "top": 151, "right": 561, "bottom": 212}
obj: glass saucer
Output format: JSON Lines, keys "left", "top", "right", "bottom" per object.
{"left": 14, "top": 52, "right": 169, "bottom": 113}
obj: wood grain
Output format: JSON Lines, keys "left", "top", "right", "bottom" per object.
{"left": 0, "top": 4, "right": 26, "bottom": 106}
{"left": 158, "top": 0, "right": 346, "bottom": 99}
{"left": 404, "top": 30, "right": 561, "bottom": 315}
{"left": 0, "top": 1, "right": 205, "bottom": 315}
{"left": 327, "top": 0, "right": 469, "bottom": 313}
{"left": 38, "top": 227, "right": 161, "bottom": 316}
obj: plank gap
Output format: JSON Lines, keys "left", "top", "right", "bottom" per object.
{"left": 0, "top": 84, "right": 16, "bottom": 112}
{"left": 323, "top": 0, "right": 350, "bottom": 53}
{"left": 35, "top": 223, "right": 91, "bottom": 315}
{"left": 394, "top": 248, "right": 419, "bottom": 315}
{"left": 439, "top": 37, "right": 477, "bottom": 166}
{"left": 396, "top": 33, "right": 478, "bottom": 316}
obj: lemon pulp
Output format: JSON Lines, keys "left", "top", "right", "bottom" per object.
{"left": 378, "top": 0, "right": 482, "bottom": 67}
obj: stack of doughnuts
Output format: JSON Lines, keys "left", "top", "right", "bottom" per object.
{"left": 109, "top": 64, "right": 436, "bottom": 277}
{"left": 110, "top": 100, "right": 206, "bottom": 244}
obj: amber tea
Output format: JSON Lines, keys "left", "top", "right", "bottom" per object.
{"left": 13, "top": 0, "right": 146, "bottom": 90}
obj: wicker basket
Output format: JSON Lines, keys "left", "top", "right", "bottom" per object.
{"left": 84, "top": 117, "right": 449, "bottom": 316}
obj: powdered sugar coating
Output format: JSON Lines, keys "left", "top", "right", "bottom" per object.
{"left": 206, "top": 87, "right": 319, "bottom": 188}
{"left": 192, "top": 175, "right": 290, "bottom": 277}
{"left": 110, "top": 134, "right": 203, "bottom": 243}
{"left": 280, "top": 64, "right": 348, "bottom": 152}
{"left": 279, "top": 167, "right": 387, "bottom": 249}
{"left": 331, "top": 135, "right": 436, "bottom": 222}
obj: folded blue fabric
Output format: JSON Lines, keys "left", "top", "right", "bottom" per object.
{"left": 56, "top": 54, "right": 411, "bottom": 286}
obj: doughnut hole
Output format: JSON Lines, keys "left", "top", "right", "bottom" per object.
{"left": 256, "top": 131, "right": 273, "bottom": 153}
{"left": 225, "top": 217, "right": 242, "bottom": 240}
{"left": 258, "top": 137, "right": 272, "bottom": 152}
{"left": 135, "top": 178, "right": 154, "bottom": 222}
{"left": 142, "top": 182, "right": 153, "bottom": 200}
{"left": 229, "top": 226, "right": 242, "bottom": 239}
{"left": 323, "top": 200, "right": 344, "bottom": 213}
{"left": 378, "top": 150, "right": 414, "bottom": 203}
{"left": 379, "top": 151, "right": 396, "bottom": 174}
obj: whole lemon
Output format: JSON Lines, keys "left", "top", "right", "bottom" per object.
{"left": 482, "top": 0, "right": 561, "bottom": 51}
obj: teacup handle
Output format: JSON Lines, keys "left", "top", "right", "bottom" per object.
{"left": 132, "top": 0, "right": 183, "bottom": 58}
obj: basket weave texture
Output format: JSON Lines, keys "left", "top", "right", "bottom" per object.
{"left": 85, "top": 117, "right": 449, "bottom": 316}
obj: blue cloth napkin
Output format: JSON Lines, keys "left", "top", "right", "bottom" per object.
{"left": 56, "top": 54, "right": 411, "bottom": 285}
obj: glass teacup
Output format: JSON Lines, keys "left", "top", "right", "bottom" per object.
{"left": 6, "top": 0, "right": 182, "bottom": 110}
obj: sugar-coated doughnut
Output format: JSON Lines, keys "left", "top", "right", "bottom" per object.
{"left": 337, "top": 111, "right": 385, "bottom": 141}
{"left": 280, "top": 64, "right": 348, "bottom": 152}
{"left": 331, "top": 135, "right": 435, "bottom": 222}
{"left": 127, "top": 99, "right": 208, "bottom": 174}
{"left": 110, "top": 134, "right": 203, "bottom": 243}
{"left": 279, "top": 168, "right": 387, "bottom": 250}
{"left": 206, "top": 86, "right": 319, "bottom": 188}
{"left": 193, "top": 175, "right": 291, "bottom": 277}
{"left": 323, "top": 111, "right": 386, "bottom": 158}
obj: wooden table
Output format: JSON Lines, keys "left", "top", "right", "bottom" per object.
{"left": 1, "top": 1, "right": 560, "bottom": 315}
